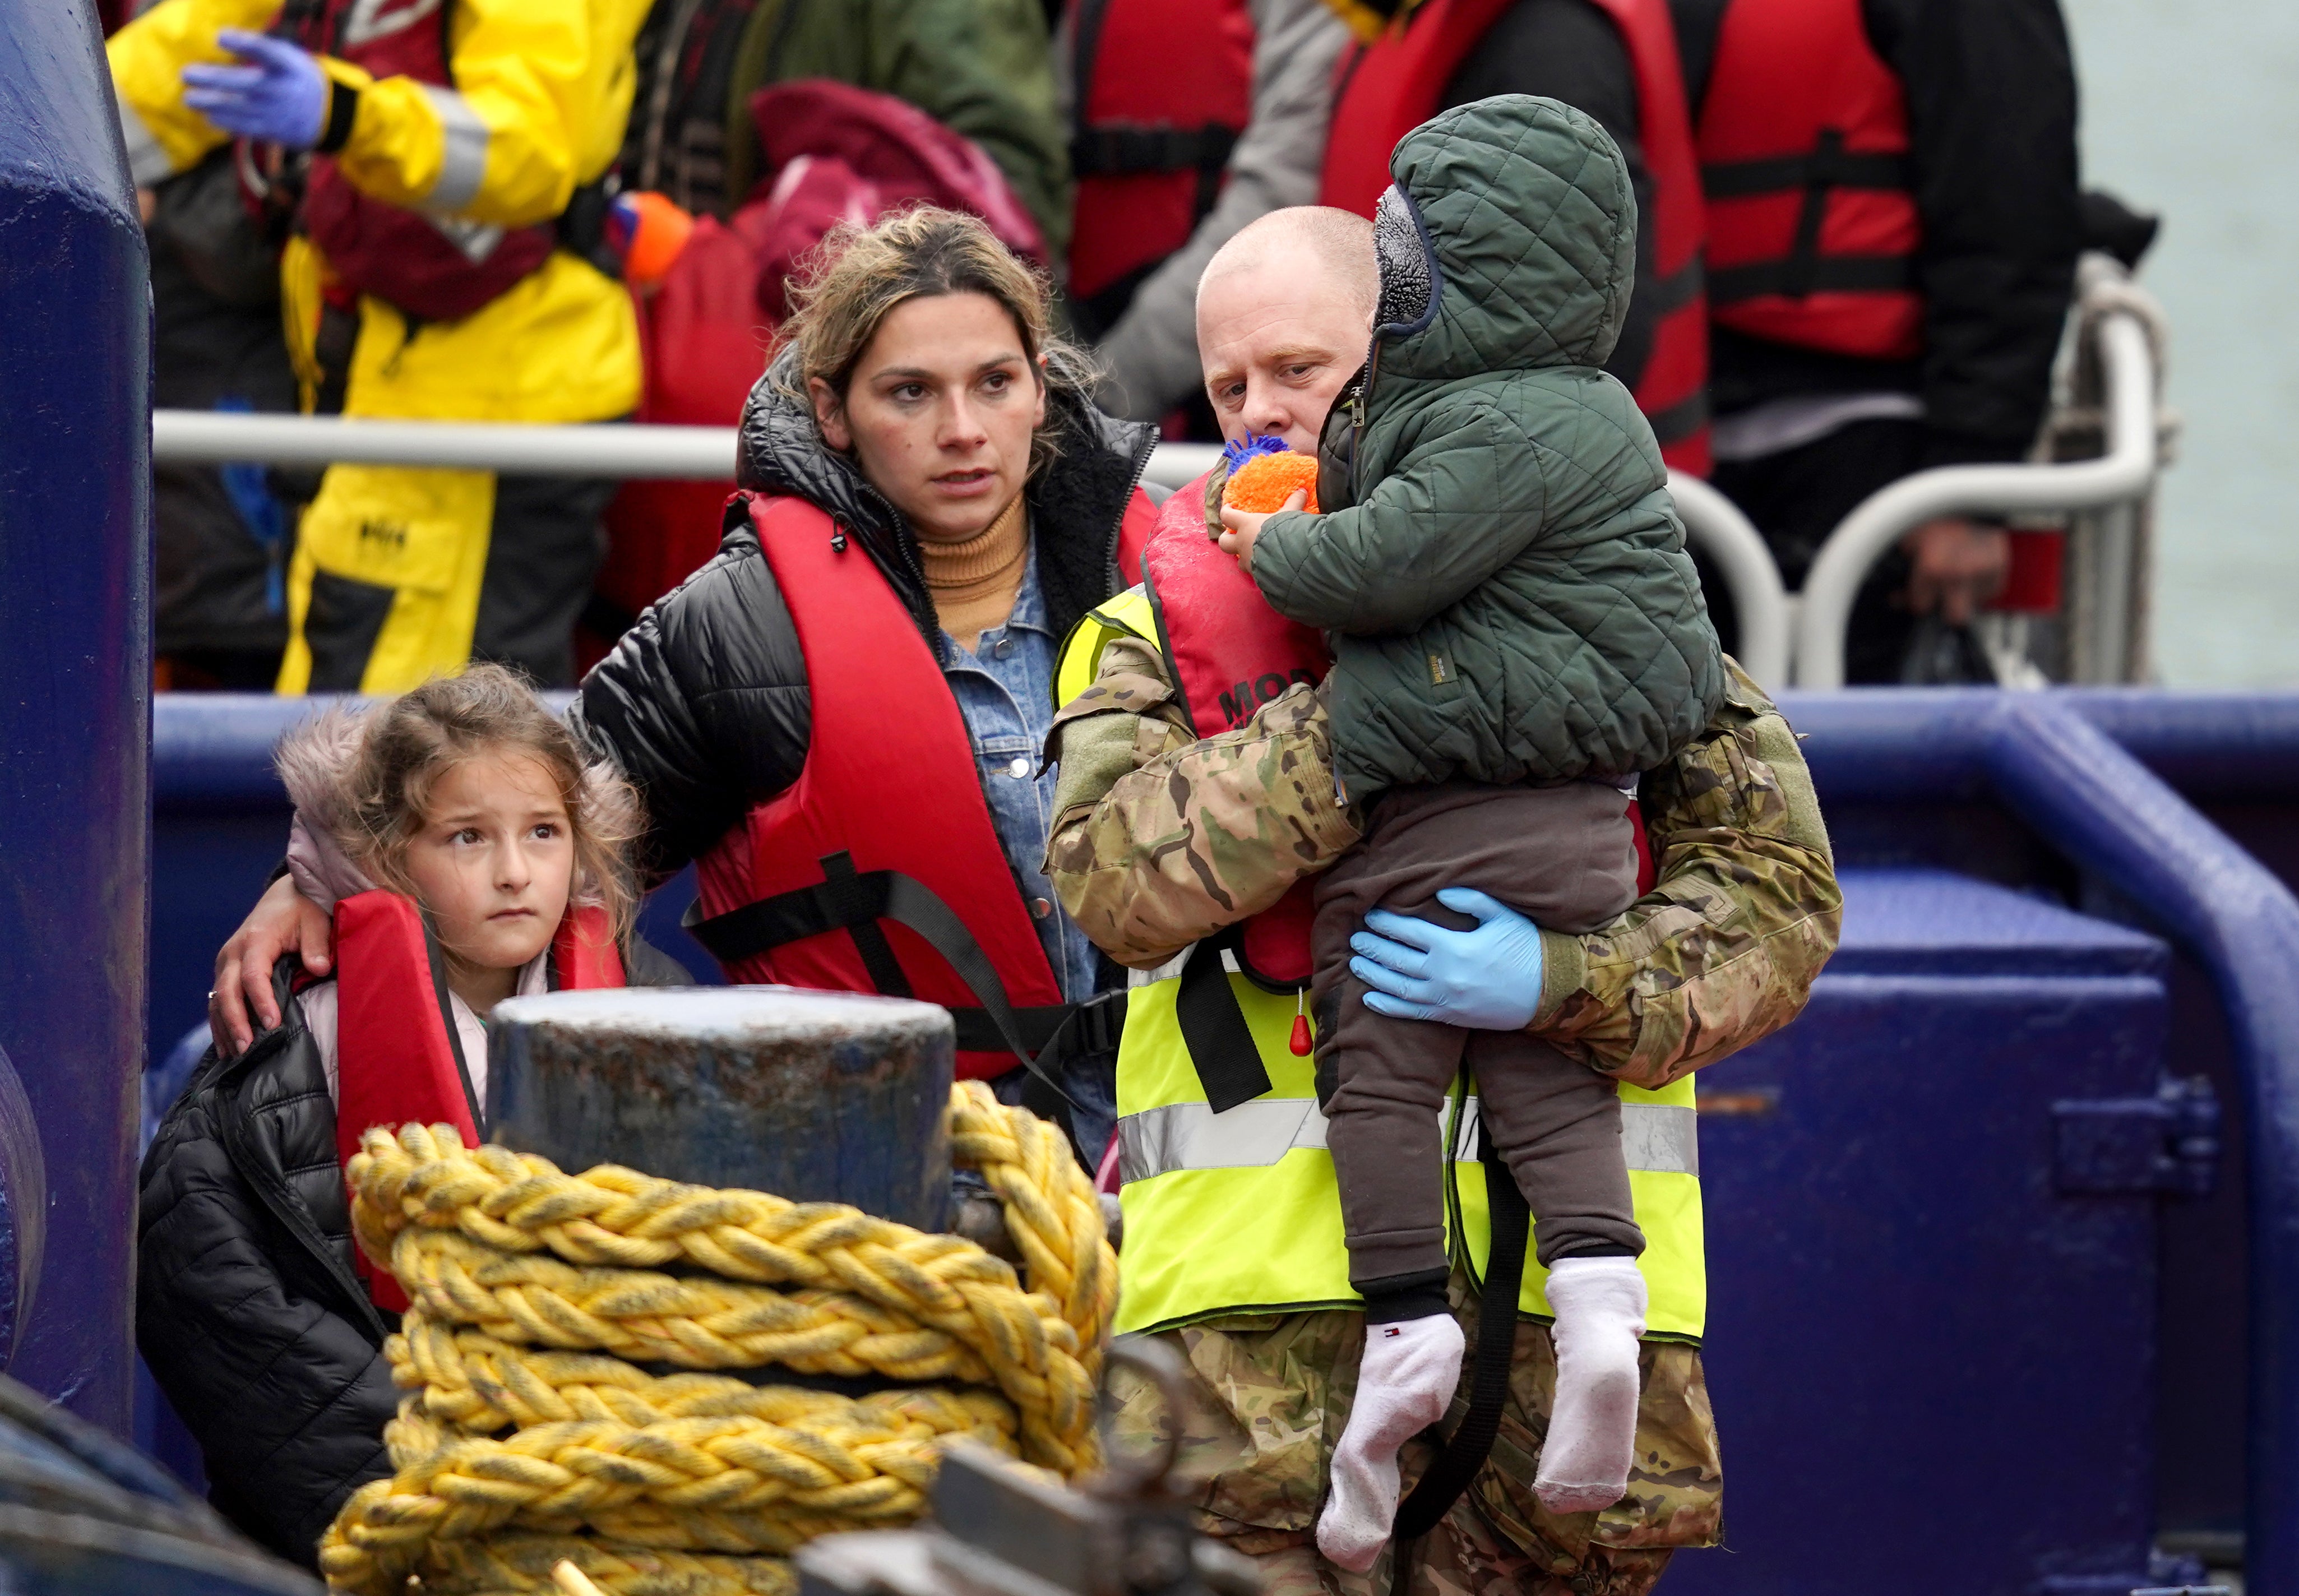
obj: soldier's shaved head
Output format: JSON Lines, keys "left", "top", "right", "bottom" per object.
{"left": 1200, "top": 207, "right": 1379, "bottom": 319}
{"left": 1195, "top": 207, "right": 1377, "bottom": 452}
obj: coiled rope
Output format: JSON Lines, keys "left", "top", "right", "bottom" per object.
{"left": 321, "top": 1081, "right": 1115, "bottom": 1596}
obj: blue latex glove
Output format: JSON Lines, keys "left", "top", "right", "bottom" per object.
{"left": 182, "top": 30, "right": 329, "bottom": 150}
{"left": 1348, "top": 887, "right": 1545, "bottom": 1029}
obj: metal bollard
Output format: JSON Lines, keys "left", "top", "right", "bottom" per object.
{"left": 487, "top": 987, "right": 956, "bottom": 1232}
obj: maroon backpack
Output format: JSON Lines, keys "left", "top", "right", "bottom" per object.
{"left": 741, "top": 77, "right": 1048, "bottom": 318}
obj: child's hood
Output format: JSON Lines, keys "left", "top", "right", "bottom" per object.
{"left": 1368, "top": 94, "right": 1637, "bottom": 390}
{"left": 275, "top": 706, "right": 379, "bottom": 910}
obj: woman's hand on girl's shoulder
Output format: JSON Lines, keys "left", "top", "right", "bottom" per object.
{"left": 210, "top": 875, "right": 334, "bottom": 1057}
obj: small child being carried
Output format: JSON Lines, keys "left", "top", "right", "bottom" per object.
{"left": 1212, "top": 98, "right": 1724, "bottom": 1567}
{"left": 138, "top": 666, "right": 676, "bottom": 1561}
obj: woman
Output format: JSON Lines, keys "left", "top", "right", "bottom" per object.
{"left": 213, "top": 206, "right": 1158, "bottom": 1155}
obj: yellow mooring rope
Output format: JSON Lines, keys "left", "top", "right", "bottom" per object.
{"left": 320, "top": 1080, "right": 1117, "bottom": 1596}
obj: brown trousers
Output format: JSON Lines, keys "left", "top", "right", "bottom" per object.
{"left": 1313, "top": 780, "right": 1645, "bottom": 1289}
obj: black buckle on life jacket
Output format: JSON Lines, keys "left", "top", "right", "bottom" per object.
{"left": 683, "top": 854, "right": 1122, "bottom": 1117}
{"left": 1700, "top": 129, "right": 1917, "bottom": 306}
{"left": 1068, "top": 123, "right": 1240, "bottom": 183}
{"left": 949, "top": 989, "right": 1126, "bottom": 1065}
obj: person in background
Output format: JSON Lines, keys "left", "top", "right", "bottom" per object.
{"left": 109, "top": 0, "right": 650, "bottom": 694}
{"left": 138, "top": 151, "right": 297, "bottom": 690}
{"left": 1317, "top": 0, "right": 1714, "bottom": 475}
{"left": 1059, "top": 0, "right": 1349, "bottom": 429}
{"left": 1677, "top": 0, "right": 2081, "bottom": 682}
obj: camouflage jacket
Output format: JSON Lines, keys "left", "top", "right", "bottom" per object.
{"left": 1044, "top": 645, "right": 1840, "bottom": 1090}
{"left": 1109, "top": 1276, "right": 1724, "bottom": 1567}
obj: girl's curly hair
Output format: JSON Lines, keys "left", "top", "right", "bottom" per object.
{"left": 275, "top": 665, "right": 642, "bottom": 944}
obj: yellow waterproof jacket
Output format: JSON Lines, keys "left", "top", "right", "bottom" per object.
{"left": 109, "top": 0, "right": 645, "bottom": 425}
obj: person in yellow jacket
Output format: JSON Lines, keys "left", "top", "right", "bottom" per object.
{"left": 109, "top": 0, "right": 650, "bottom": 692}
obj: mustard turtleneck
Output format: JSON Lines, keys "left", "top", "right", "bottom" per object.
{"left": 919, "top": 492, "right": 1029, "bottom": 655}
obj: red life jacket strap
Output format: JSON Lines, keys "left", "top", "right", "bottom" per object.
{"left": 1700, "top": 128, "right": 1918, "bottom": 308}
{"left": 1708, "top": 253, "right": 1916, "bottom": 306}
{"left": 1700, "top": 145, "right": 1913, "bottom": 198}
{"left": 682, "top": 849, "right": 1100, "bottom": 1108}
{"left": 1070, "top": 124, "right": 1240, "bottom": 179}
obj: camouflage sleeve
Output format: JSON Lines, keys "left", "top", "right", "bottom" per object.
{"left": 1044, "top": 634, "right": 1194, "bottom": 827}
{"left": 1534, "top": 659, "right": 1842, "bottom": 1090}
{"left": 1044, "top": 665, "right": 1362, "bottom": 971}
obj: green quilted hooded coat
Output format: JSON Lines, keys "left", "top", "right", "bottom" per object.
{"left": 1250, "top": 95, "right": 1723, "bottom": 798}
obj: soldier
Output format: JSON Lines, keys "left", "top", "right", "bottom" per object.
{"left": 1041, "top": 207, "right": 1841, "bottom": 1595}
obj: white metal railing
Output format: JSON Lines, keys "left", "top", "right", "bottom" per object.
{"left": 1789, "top": 258, "right": 2166, "bottom": 687}
{"left": 152, "top": 409, "right": 735, "bottom": 479}
{"left": 151, "top": 410, "right": 1223, "bottom": 493}
{"left": 149, "top": 417, "right": 1797, "bottom": 683}
{"left": 1667, "top": 471, "right": 1791, "bottom": 688}
{"left": 150, "top": 258, "right": 2164, "bottom": 694}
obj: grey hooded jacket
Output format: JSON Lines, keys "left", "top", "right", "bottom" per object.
{"left": 1249, "top": 94, "right": 1723, "bottom": 796}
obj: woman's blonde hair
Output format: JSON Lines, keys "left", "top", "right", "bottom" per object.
{"left": 282, "top": 666, "right": 642, "bottom": 946}
{"left": 776, "top": 205, "right": 1093, "bottom": 474}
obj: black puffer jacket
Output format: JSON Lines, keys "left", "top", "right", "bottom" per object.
{"left": 572, "top": 355, "right": 1158, "bottom": 882}
{"left": 137, "top": 943, "right": 686, "bottom": 1566}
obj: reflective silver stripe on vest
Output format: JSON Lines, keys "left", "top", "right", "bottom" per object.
{"left": 1120, "top": 1097, "right": 1328, "bottom": 1183}
{"left": 419, "top": 82, "right": 489, "bottom": 214}
{"left": 118, "top": 99, "right": 174, "bottom": 187}
{"left": 1120, "top": 1097, "right": 1698, "bottom": 1182}
{"left": 1450, "top": 1095, "right": 1699, "bottom": 1178}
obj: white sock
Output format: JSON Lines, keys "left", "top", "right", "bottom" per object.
{"left": 1535, "top": 1256, "right": 1647, "bottom": 1514}
{"left": 1316, "top": 1312, "right": 1465, "bottom": 1572}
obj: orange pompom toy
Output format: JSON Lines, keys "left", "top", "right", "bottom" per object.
{"left": 1224, "top": 448, "right": 1320, "bottom": 514}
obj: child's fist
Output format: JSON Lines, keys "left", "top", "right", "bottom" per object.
{"left": 1218, "top": 488, "right": 1308, "bottom": 573}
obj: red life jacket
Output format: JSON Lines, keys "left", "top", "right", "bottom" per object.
{"left": 1139, "top": 474, "right": 1330, "bottom": 988}
{"left": 685, "top": 493, "right": 1123, "bottom": 1087}
{"left": 1066, "top": 0, "right": 1254, "bottom": 325}
{"left": 294, "top": 0, "right": 557, "bottom": 323}
{"left": 330, "top": 892, "right": 624, "bottom": 1310}
{"left": 1319, "top": 0, "right": 1713, "bottom": 475}
{"left": 1693, "top": 0, "right": 1922, "bottom": 361}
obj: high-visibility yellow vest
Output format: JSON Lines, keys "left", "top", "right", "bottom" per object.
{"left": 1055, "top": 590, "right": 1706, "bottom": 1340}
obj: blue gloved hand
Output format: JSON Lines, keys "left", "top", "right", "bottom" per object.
{"left": 182, "top": 30, "right": 329, "bottom": 151}
{"left": 1348, "top": 887, "right": 1546, "bottom": 1030}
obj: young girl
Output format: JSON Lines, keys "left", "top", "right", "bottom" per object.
{"left": 137, "top": 667, "right": 678, "bottom": 1567}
